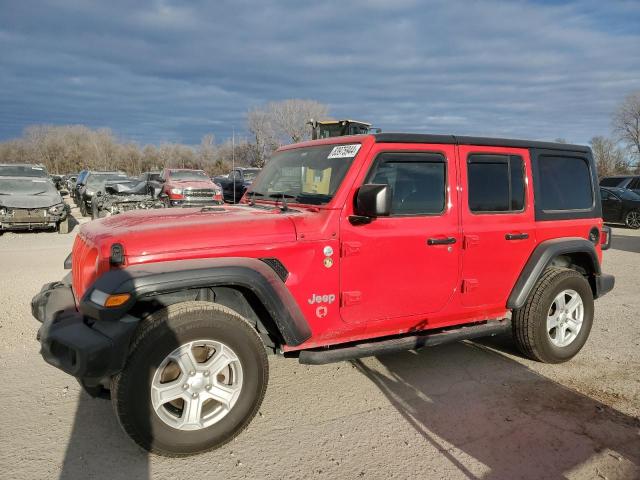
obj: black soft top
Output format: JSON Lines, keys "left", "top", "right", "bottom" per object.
{"left": 373, "top": 133, "right": 589, "bottom": 153}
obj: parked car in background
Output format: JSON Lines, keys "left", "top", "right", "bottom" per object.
{"left": 0, "top": 177, "right": 69, "bottom": 233}
{"left": 600, "top": 187, "right": 640, "bottom": 229}
{"left": 77, "top": 171, "right": 128, "bottom": 217}
{"left": 159, "top": 168, "right": 223, "bottom": 207}
{"left": 213, "top": 167, "right": 261, "bottom": 203}
{"left": 92, "top": 176, "right": 164, "bottom": 219}
{"left": 600, "top": 175, "right": 640, "bottom": 194}
{"left": 64, "top": 173, "right": 79, "bottom": 193}
{"left": 50, "top": 174, "right": 65, "bottom": 191}
{"left": 72, "top": 170, "right": 89, "bottom": 206}
{"left": 0, "top": 163, "right": 49, "bottom": 178}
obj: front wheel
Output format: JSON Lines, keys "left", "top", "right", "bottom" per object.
{"left": 625, "top": 210, "right": 640, "bottom": 229}
{"left": 111, "top": 302, "right": 269, "bottom": 456}
{"left": 512, "top": 267, "right": 594, "bottom": 363}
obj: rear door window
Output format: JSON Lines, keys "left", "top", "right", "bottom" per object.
{"left": 467, "top": 155, "right": 525, "bottom": 213}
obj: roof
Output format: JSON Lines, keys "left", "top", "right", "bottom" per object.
{"left": 373, "top": 133, "right": 590, "bottom": 153}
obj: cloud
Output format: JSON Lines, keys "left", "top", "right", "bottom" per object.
{"left": 1, "top": 0, "right": 639, "bottom": 145}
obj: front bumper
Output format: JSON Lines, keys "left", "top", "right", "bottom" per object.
{"left": 32, "top": 275, "right": 137, "bottom": 385}
{"left": 169, "top": 198, "right": 223, "bottom": 207}
{"left": 1, "top": 208, "right": 65, "bottom": 230}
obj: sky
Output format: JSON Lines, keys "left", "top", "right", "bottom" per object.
{"left": 1, "top": 0, "right": 639, "bottom": 146}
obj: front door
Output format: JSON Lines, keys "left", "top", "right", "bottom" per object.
{"left": 339, "top": 144, "right": 460, "bottom": 324}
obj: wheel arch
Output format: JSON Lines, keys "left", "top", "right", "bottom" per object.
{"left": 79, "top": 257, "right": 312, "bottom": 348}
{"left": 507, "top": 238, "right": 601, "bottom": 310}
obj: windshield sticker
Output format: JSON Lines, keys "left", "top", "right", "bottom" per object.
{"left": 327, "top": 144, "right": 361, "bottom": 159}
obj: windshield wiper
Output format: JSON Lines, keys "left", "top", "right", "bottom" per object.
{"left": 269, "top": 192, "right": 295, "bottom": 212}
{"left": 33, "top": 191, "right": 48, "bottom": 195}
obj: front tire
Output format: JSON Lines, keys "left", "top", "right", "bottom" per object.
{"left": 111, "top": 302, "right": 269, "bottom": 456}
{"left": 512, "top": 267, "right": 594, "bottom": 363}
{"left": 625, "top": 210, "right": 640, "bottom": 229}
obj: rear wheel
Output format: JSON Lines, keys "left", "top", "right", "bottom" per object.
{"left": 111, "top": 302, "right": 269, "bottom": 456}
{"left": 625, "top": 210, "right": 640, "bottom": 229}
{"left": 512, "top": 267, "right": 594, "bottom": 363}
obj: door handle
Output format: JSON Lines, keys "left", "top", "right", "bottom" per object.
{"left": 427, "top": 237, "right": 456, "bottom": 246}
{"left": 505, "top": 233, "right": 529, "bottom": 240}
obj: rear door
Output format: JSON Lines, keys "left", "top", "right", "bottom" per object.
{"left": 339, "top": 143, "right": 461, "bottom": 324}
{"left": 458, "top": 146, "right": 535, "bottom": 308}
{"left": 600, "top": 188, "right": 623, "bottom": 222}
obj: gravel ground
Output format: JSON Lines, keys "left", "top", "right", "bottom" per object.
{"left": 0, "top": 205, "right": 638, "bottom": 480}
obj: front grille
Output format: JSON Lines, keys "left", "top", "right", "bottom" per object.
{"left": 184, "top": 189, "right": 215, "bottom": 199}
{"left": 7, "top": 208, "right": 48, "bottom": 222}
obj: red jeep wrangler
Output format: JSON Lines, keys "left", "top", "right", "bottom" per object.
{"left": 32, "top": 133, "right": 614, "bottom": 456}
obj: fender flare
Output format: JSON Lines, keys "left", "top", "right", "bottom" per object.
{"left": 79, "top": 257, "right": 312, "bottom": 346}
{"left": 507, "top": 238, "right": 600, "bottom": 310}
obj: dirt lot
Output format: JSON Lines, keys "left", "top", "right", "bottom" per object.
{"left": 0, "top": 205, "right": 638, "bottom": 480}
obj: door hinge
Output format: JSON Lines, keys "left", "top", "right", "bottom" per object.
{"left": 341, "top": 291, "right": 362, "bottom": 306}
{"left": 462, "top": 279, "right": 479, "bottom": 293}
{"left": 463, "top": 235, "right": 479, "bottom": 249}
{"left": 341, "top": 241, "right": 362, "bottom": 257}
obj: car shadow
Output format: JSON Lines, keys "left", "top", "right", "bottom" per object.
{"left": 58, "top": 392, "right": 149, "bottom": 480}
{"left": 610, "top": 233, "right": 640, "bottom": 254}
{"left": 352, "top": 340, "right": 640, "bottom": 479}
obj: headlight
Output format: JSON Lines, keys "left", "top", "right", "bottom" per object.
{"left": 170, "top": 188, "right": 183, "bottom": 195}
{"left": 48, "top": 203, "right": 65, "bottom": 214}
{"left": 0, "top": 208, "right": 6, "bottom": 215}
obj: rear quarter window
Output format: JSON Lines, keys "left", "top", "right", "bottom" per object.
{"left": 537, "top": 155, "right": 593, "bottom": 211}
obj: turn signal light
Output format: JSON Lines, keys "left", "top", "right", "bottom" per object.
{"left": 104, "top": 293, "right": 131, "bottom": 307}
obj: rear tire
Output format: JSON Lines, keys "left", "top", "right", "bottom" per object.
{"left": 512, "top": 267, "right": 594, "bottom": 363}
{"left": 625, "top": 210, "right": 640, "bottom": 229}
{"left": 111, "top": 301, "right": 269, "bottom": 456}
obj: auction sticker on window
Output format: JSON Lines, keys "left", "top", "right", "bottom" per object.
{"left": 328, "top": 144, "right": 361, "bottom": 159}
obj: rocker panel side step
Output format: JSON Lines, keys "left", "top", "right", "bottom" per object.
{"left": 298, "top": 319, "right": 511, "bottom": 365}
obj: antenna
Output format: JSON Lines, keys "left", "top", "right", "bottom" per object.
{"left": 232, "top": 127, "right": 236, "bottom": 203}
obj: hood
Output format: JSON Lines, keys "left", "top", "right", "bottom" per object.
{"left": 81, "top": 205, "right": 297, "bottom": 258}
{"left": 169, "top": 179, "right": 216, "bottom": 189}
{"left": 0, "top": 192, "right": 62, "bottom": 209}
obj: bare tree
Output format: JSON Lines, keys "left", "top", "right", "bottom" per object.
{"left": 612, "top": 91, "right": 640, "bottom": 163}
{"left": 590, "top": 136, "right": 628, "bottom": 178}
{"left": 268, "top": 99, "right": 329, "bottom": 143}
{"left": 247, "top": 108, "right": 277, "bottom": 167}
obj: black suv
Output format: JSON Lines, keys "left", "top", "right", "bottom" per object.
{"left": 600, "top": 175, "right": 640, "bottom": 195}
{"left": 600, "top": 187, "right": 640, "bottom": 229}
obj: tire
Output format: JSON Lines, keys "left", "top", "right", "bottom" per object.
{"left": 57, "top": 217, "right": 70, "bottom": 234}
{"left": 624, "top": 210, "right": 640, "bottom": 229}
{"left": 512, "top": 267, "right": 594, "bottom": 364}
{"left": 111, "top": 301, "right": 269, "bottom": 456}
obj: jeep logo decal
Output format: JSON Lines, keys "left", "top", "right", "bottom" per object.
{"left": 308, "top": 293, "right": 336, "bottom": 305}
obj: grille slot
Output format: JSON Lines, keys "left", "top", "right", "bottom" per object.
{"left": 184, "top": 189, "right": 215, "bottom": 198}
{"left": 260, "top": 258, "right": 289, "bottom": 282}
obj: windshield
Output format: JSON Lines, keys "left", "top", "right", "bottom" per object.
{"left": 0, "top": 178, "right": 58, "bottom": 195}
{"left": 86, "top": 173, "right": 128, "bottom": 189}
{"left": 169, "top": 170, "right": 209, "bottom": 181}
{"left": 243, "top": 170, "right": 260, "bottom": 181}
{"left": 0, "top": 165, "right": 49, "bottom": 178}
{"left": 616, "top": 189, "right": 640, "bottom": 201}
{"left": 600, "top": 177, "right": 628, "bottom": 187}
{"left": 249, "top": 144, "right": 360, "bottom": 205}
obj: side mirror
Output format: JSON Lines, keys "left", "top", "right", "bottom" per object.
{"left": 352, "top": 184, "right": 391, "bottom": 224}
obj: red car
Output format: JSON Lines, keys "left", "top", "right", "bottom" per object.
{"left": 32, "top": 133, "right": 613, "bottom": 456}
{"left": 159, "top": 168, "right": 223, "bottom": 207}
